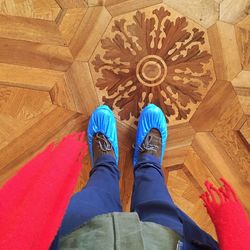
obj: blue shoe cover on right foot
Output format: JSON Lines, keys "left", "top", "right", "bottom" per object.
{"left": 133, "top": 104, "right": 168, "bottom": 166}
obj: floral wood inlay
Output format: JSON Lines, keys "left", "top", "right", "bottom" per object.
{"left": 92, "top": 6, "right": 214, "bottom": 125}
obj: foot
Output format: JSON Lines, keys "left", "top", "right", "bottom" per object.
{"left": 133, "top": 104, "right": 167, "bottom": 166}
{"left": 138, "top": 128, "right": 162, "bottom": 161}
{"left": 87, "top": 105, "right": 119, "bottom": 167}
{"left": 92, "top": 132, "right": 115, "bottom": 163}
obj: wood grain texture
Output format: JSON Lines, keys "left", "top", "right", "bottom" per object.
{"left": 0, "top": 0, "right": 61, "bottom": 21}
{"left": 56, "top": 0, "right": 88, "bottom": 9}
{"left": 0, "top": 37, "right": 73, "bottom": 71}
{"left": 0, "top": 106, "right": 77, "bottom": 186}
{"left": 232, "top": 71, "right": 250, "bottom": 115}
{"left": 167, "top": 123, "right": 195, "bottom": 149}
{"left": 0, "top": 14, "right": 65, "bottom": 45}
{"left": 0, "top": 63, "right": 64, "bottom": 91}
{"left": 220, "top": 0, "right": 250, "bottom": 23}
{"left": 163, "top": 0, "right": 219, "bottom": 28}
{"left": 106, "top": 0, "right": 163, "bottom": 17}
{"left": 57, "top": 8, "right": 87, "bottom": 45}
{"left": 69, "top": 6, "right": 111, "bottom": 60}
{"left": 208, "top": 21, "right": 242, "bottom": 81}
{"left": 164, "top": 146, "right": 191, "bottom": 168}
{"left": 190, "top": 80, "right": 236, "bottom": 131}
{"left": 236, "top": 15, "right": 250, "bottom": 70}
{"left": 240, "top": 117, "right": 250, "bottom": 145}
{"left": 0, "top": 63, "right": 65, "bottom": 91}
{"left": 49, "top": 78, "right": 78, "bottom": 111}
{"left": 0, "top": 86, "right": 52, "bottom": 119}
{"left": 65, "top": 61, "right": 99, "bottom": 114}
{"left": 184, "top": 147, "right": 220, "bottom": 190}
{"left": 0, "top": 86, "right": 52, "bottom": 150}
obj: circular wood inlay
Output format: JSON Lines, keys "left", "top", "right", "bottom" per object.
{"left": 137, "top": 55, "right": 167, "bottom": 87}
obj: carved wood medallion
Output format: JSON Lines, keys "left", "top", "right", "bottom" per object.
{"left": 90, "top": 5, "right": 215, "bottom": 126}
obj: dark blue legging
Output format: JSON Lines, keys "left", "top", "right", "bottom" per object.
{"left": 50, "top": 154, "right": 185, "bottom": 249}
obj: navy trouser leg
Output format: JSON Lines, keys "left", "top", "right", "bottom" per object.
{"left": 131, "top": 154, "right": 184, "bottom": 236}
{"left": 50, "top": 155, "right": 122, "bottom": 249}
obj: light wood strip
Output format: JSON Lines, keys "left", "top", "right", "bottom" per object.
{"left": 57, "top": 8, "right": 87, "bottom": 45}
{"left": 163, "top": 0, "right": 218, "bottom": 28}
{"left": 0, "top": 63, "right": 65, "bottom": 91}
{"left": 232, "top": 71, "right": 250, "bottom": 115}
{"left": 235, "top": 91, "right": 250, "bottom": 115}
{"left": 0, "top": 14, "right": 66, "bottom": 46}
{"left": 232, "top": 70, "right": 250, "bottom": 89}
{"left": 50, "top": 78, "right": 78, "bottom": 112}
{"left": 0, "top": 37, "right": 73, "bottom": 71}
{"left": 106, "top": 0, "right": 162, "bottom": 17}
{"left": 208, "top": 21, "right": 242, "bottom": 81}
{"left": 184, "top": 147, "right": 220, "bottom": 190}
{"left": 65, "top": 61, "right": 99, "bottom": 114}
{"left": 167, "top": 123, "right": 195, "bottom": 150}
{"left": 240, "top": 117, "right": 250, "bottom": 145}
{"left": 69, "top": 6, "right": 111, "bottom": 60}
{"left": 0, "top": 0, "right": 61, "bottom": 21}
{"left": 190, "top": 80, "right": 236, "bottom": 132}
{"left": 164, "top": 146, "right": 191, "bottom": 168}
{"left": 56, "top": 0, "right": 88, "bottom": 8}
{"left": 220, "top": 0, "right": 250, "bottom": 24}
{"left": 236, "top": 16, "right": 250, "bottom": 71}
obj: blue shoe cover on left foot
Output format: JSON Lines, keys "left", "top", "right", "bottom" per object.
{"left": 87, "top": 105, "right": 119, "bottom": 166}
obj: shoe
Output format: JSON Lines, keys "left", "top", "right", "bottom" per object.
{"left": 87, "top": 105, "right": 119, "bottom": 166}
{"left": 92, "top": 132, "right": 115, "bottom": 163}
{"left": 133, "top": 104, "right": 167, "bottom": 166}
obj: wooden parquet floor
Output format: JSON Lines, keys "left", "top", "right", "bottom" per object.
{"left": 0, "top": 0, "right": 250, "bottom": 239}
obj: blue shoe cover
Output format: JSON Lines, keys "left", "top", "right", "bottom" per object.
{"left": 87, "top": 105, "right": 119, "bottom": 166}
{"left": 133, "top": 104, "right": 168, "bottom": 166}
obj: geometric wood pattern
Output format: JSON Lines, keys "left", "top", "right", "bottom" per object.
{"left": 236, "top": 15, "right": 250, "bottom": 71}
{"left": 220, "top": 0, "right": 250, "bottom": 24}
{"left": 208, "top": 21, "right": 242, "bottom": 81}
{"left": 0, "top": 0, "right": 249, "bottom": 240}
{"left": 240, "top": 117, "right": 250, "bottom": 145}
{"left": 0, "top": 0, "right": 61, "bottom": 21}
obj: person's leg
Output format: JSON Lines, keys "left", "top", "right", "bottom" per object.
{"left": 59, "top": 154, "right": 122, "bottom": 237}
{"left": 132, "top": 104, "right": 183, "bottom": 236}
{"left": 55, "top": 105, "right": 121, "bottom": 237}
{"left": 131, "top": 153, "right": 184, "bottom": 236}
{"left": 50, "top": 154, "right": 121, "bottom": 249}
{"left": 131, "top": 155, "right": 219, "bottom": 250}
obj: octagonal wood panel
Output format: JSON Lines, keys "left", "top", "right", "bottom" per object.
{"left": 90, "top": 4, "right": 216, "bottom": 127}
